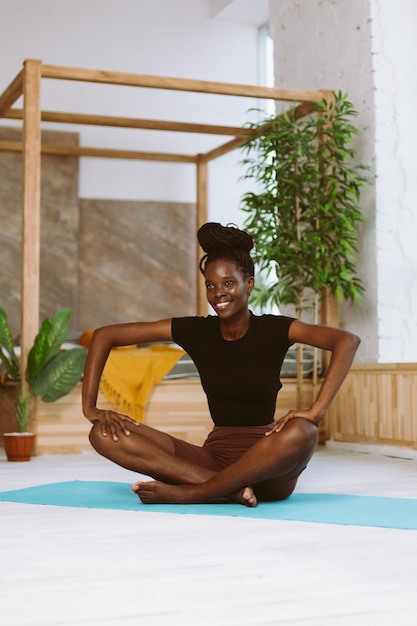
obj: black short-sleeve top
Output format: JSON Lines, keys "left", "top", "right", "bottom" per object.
{"left": 171, "top": 314, "right": 295, "bottom": 427}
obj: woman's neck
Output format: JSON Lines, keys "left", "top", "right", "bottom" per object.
{"left": 220, "top": 310, "right": 251, "bottom": 341}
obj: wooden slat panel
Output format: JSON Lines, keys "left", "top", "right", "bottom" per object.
{"left": 36, "top": 387, "right": 112, "bottom": 454}
{"left": 33, "top": 365, "right": 417, "bottom": 454}
{"left": 327, "top": 364, "right": 417, "bottom": 449}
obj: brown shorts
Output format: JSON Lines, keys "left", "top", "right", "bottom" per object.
{"left": 172, "top": 424, "right": 274, "bottom": 472}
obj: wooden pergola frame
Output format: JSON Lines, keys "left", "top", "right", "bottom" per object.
{"left": 0, "top": 58, "right": 334, "bottom": 379}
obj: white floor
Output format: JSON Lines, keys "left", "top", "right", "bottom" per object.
{"left": 1, "top": 444, "right": 417, "bottom": 626}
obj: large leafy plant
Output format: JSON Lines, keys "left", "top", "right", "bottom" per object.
{"left": 240, "top": 92, "right": 369, "bottom": 406}
{"left": 0, "top": 307, "right": 87, "bottom": 432}
{"left": 241, "top": 92, "right": 369, "bottom": 316}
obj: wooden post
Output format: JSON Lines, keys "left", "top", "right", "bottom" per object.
{"left": 317, "top": 90, "right": 338, "bottom": 443}
{"left": 320, "top": 287, "right": 340, "bottom": 361}
{"left": 21, "top": 59, "right": 42, "bottom": 432}
{"left": 196, "top": 157, "right": 208, "bottom": 316}
{"left": 318, "top": 90, "right": 339, "bottom": 372}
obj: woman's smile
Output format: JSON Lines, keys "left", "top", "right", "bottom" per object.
{"left": 204, "top": 258, "right": 253, "bottom": 320}
{"left": 214, "top": 300, "right": 231, "bottom": 311}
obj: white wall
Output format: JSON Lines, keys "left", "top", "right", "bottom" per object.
{"left": 0, "top": 0, "right": 262, "bottom": 226}
{"left": 371, "top": 0, "right": 417, "bottom": 362}
{"left": 269, "top": 0, "right": 417, "bottom": 363}
{"left": 2, "top": 0, "right": 415, "bottom": 362}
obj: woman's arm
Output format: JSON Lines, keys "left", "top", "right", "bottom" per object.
{"left": 267, "top": 320, "right": 360, "bottom": 434}
{"left": 82, "top": 318, "right": 173, "bottom": 440}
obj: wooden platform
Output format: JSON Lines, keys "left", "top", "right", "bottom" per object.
{"left": 6, "top": 362, "right": 417, "bottom": 455}
{"left": 34, "top": 377, "right": 316, "bottom": 454}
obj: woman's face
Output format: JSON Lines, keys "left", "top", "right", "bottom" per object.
{"left": 204, "top": 258, "right": 254, "bottom": 319}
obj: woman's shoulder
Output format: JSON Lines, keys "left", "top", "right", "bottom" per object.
{"left": 173, "top": 315, "right": 218, "bottom": 326}
{"left": 252, "top": 313, "right": 297, "bottom": 341}
{"left": 253, "top": 313, "right": 296, "bottom": 327}
{"left": 172, "top": 315, "right": 218, "bottom": 349}
{"left": 172, "top": 315, "right": 218, "bottom": 335}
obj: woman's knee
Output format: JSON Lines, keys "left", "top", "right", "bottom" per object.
{"left": 89, "top": 421, "right": 111, "bottom": 455}
{"left": 283, "top": 417, "right": 318, "bottom": 451}
{"left": 270, "top": 418, "right": 317, "bottom": 474}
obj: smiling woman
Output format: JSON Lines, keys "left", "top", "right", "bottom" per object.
{"left": 198, "top": 222, "right": 255, "bottom": 337}
{"left": 82, "top": 222, "right": 360, "bottom": 508}
{"left": 203, "top": 260, "right": 253, "bottom": 332}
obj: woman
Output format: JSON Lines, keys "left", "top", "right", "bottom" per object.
{"left": 82, "top": 222, "right": 360, "bottom": 507}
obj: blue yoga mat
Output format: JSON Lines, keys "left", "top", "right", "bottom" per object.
{"left": 1, "top": 480, "right": 416, "bottom": 529}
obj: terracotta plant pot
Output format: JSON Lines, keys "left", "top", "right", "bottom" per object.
{"left": 3, "top": 432, "right": 36, "bottom": 462}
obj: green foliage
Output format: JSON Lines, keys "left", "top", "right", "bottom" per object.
{"left": 0, "top": 308, "right": 20, "bottom": 381}
{"left": 240, "top": 92, "right": 369, "bottom": 314}
{"left": 26, "top": 308, "right": 72, "bottom": 385}
{"left": 30, "top": 347, "right": 87, "bottom": 403}
{"left": 0, "top": 307, "right": 87, "bottom": 432}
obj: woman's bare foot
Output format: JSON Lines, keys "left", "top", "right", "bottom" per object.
{"left": 132, "top": 480, "right": 257, "bottom": 507}
{"left": 133, "top": 481, "right": 197, "bottom": 504}
{"left": 229, "top": 486, "right": 257, "bottom": 507}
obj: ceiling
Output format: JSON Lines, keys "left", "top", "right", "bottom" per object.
{"left": 210, "top": 0, "right": 269, "bottom": 26}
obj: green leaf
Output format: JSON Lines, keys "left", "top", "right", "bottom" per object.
{"left": 26, "top": 307, "right": 72, "bottom": 385}
{"left": 15, "top": 393, "right": 33, "bottom": 432}
{"left": 31, "top": 347, "right": 87, "bottom": 403}
{"left": 0, "top": 307, "right": 20, "bottom": 380}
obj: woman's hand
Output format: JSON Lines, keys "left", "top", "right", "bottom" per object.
{"left": 265, "top": 408, "right": 322, "bottom": 435}
{"left": 81, "top": 319, "right": 173, "bottom": 442}
{"left": 85, "top": 407, "right": 140, "bottom": 441}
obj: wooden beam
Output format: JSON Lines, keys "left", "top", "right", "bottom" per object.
{"left": 41, "top": 63, "right": 323, "bottom": 102}
{"left": 320, "top": 287, "right": 340, "bottom": 371}
{"left": 40, "top": 145, "right": 198, "bottom": 163}
{"left": 202, "top": 101, "right": 317, "bottom": 162}
{"left": 0, "top": 69, "right": 23, "bottom": 117}
{"left": 5, "top": 108, "right": 255, "bottom": 138}
{"left": 21, "top": 59, "right": 42, "bottom": 434}
{"left": 41, "top": 144, "right": 198, "bottom": 163}
{"left": 318, "top": 91, "right": 338, "bottom": 373}
{"left": 0, "top": 140, "right": 198, "bottom": 163}
{"left": 0, "top": 140, "right": 23, "bottom": 152}
{"left": 203, "top": 136, "right": 248, "bottom": 162}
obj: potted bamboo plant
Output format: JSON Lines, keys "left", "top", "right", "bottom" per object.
{"left": 240, "top": 91, "right": 369, "bottom": 409}
{"left": 0, "top": 306, "right": 87, "bottom": 461}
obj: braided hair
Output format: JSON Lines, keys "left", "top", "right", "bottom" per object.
{"left": 198, "top": 222, "right": 255, "bottom": 278}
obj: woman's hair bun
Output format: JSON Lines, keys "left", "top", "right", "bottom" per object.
{"left": 197, "top": 222, "right": 253, "bottom": 254}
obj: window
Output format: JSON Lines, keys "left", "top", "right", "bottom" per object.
{"left": 257, "top": 22, "right": 275, "bottom": 118}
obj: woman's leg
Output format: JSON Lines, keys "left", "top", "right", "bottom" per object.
{"left": 136, "top": 417, "right": 318, "bottom": 505}
{"left": 89, "top": 421, "right": 219, "bottom": 486}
